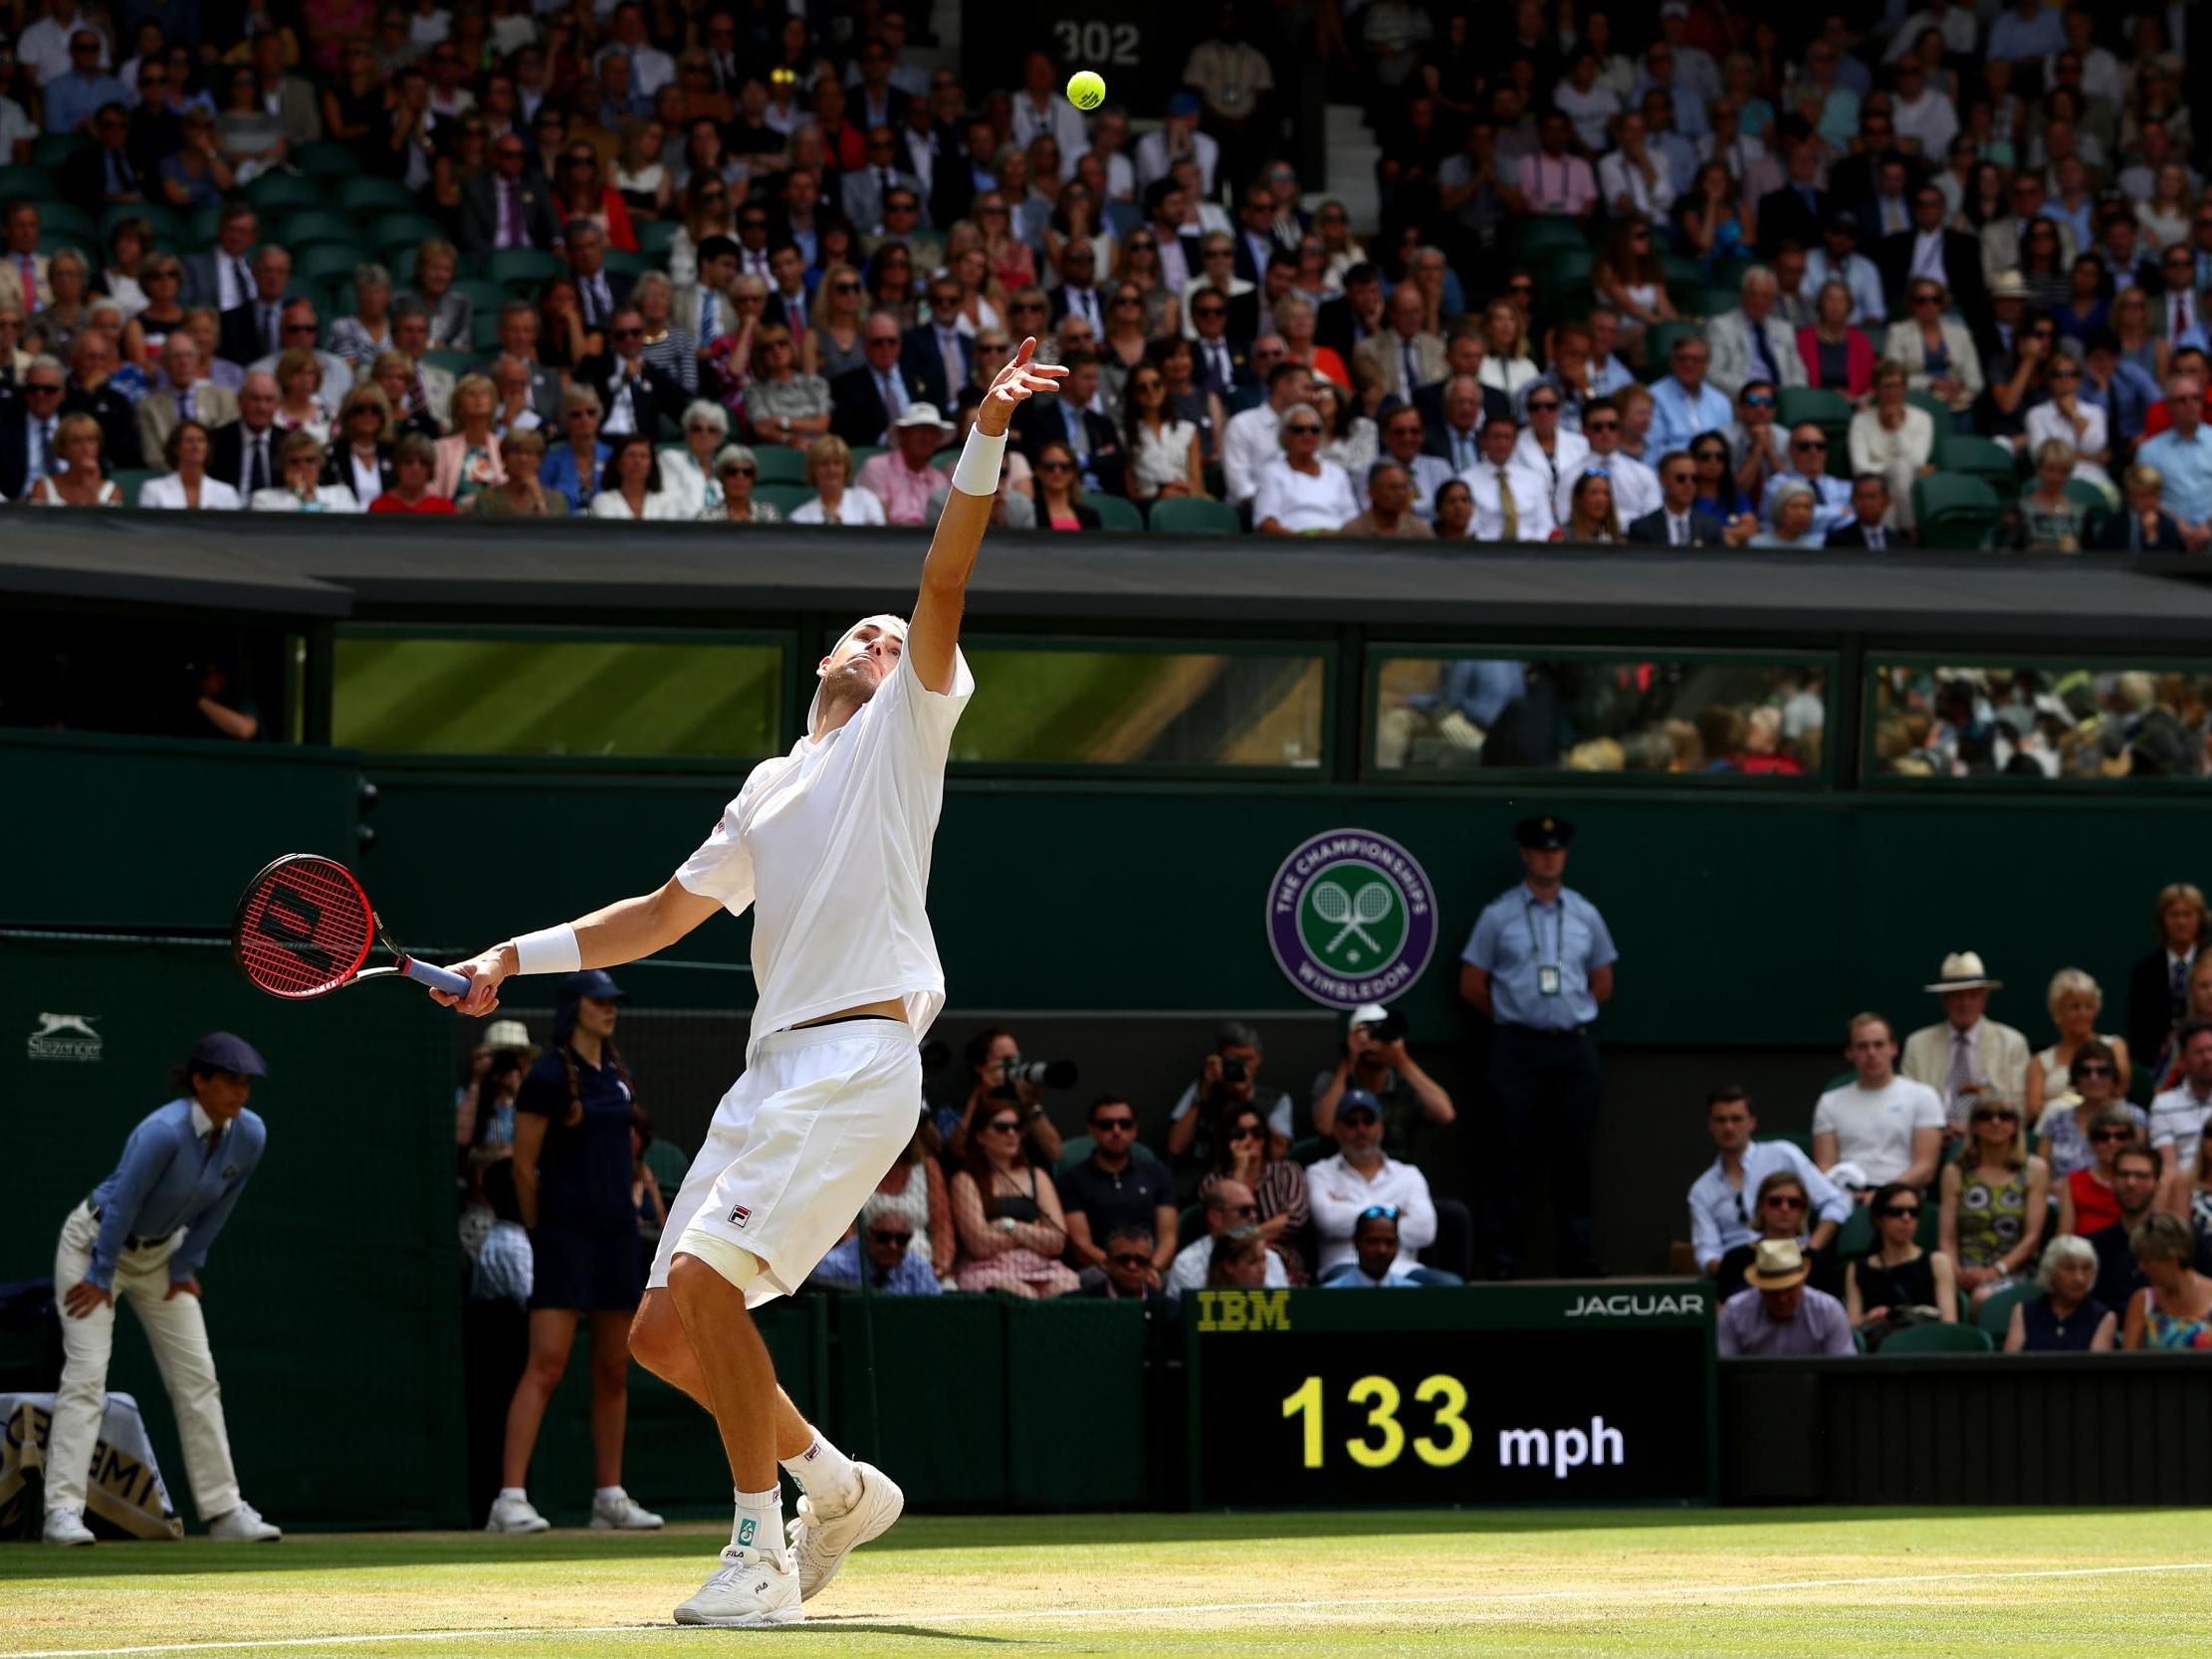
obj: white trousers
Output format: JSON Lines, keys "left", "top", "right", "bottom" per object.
{"left": 48, "top": 1202, "right": 241, "bottom": 1521}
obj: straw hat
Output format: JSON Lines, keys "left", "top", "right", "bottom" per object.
{"left": 1743, "top": 1238, "right": 1812, "bottom": 1292}
{"left": 1924, "top": 951, "right": 2002, "bottom": 992}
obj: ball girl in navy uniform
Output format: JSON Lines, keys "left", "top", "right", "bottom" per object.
{"left": 486, "top": 970, "right": 665, "bottom": 1534}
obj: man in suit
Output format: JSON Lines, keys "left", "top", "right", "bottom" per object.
{"left": 135, "top": 333, "right": 239, "bottom": 461}
{"left": 673, "top": 236, "right": 739, "bottom": 353}
{"left": 862, "top": 190, "right": 945, "bottom": 273}
{"left": 1010, "top": 349, "right": 1125, "bottom": 499}
{"left": 576, "top": 306, "right": 682, "bottom": 440}
{"left": 561, "top": 221, "right": 634, "bottom": 347}
{"left": 1353, "top": 284, "right": 1447, "bottom": 405}
{"left": 840, "top": 125, "right": 923, "bottom": 235}
{"left": 181, "top": 206, "right": 260, "bottom": 313}
{"left": 492, "top": 301, "right": 563, "bottom": 428}
{"left": 1824, "top": 475, "right": 1912, "bottom": 548}
{"left": 829, "top": 312, "right": 921, "bottom": 447}
{"left": 2154, "top": 246, "right": 2210, "bottom": 350}
{"left": 903, "top": 277, "right": 973, "bottom": 413}
{"left": 60, "top": 102, "right": 146, "bottom": 204}
{"left": 1899, "top": 953, "right": 2032, "bottom": 1134}
{"left": 61, "top": 328, "right": 141, "bottom": 470}
{"left": 1046, "top": 243, "right": 1109, "bottom": 335}
{"left": 1416, "top": 330, "right": 1509, "bottom": 443}
{"left": 1182, "top": 234, "right": 1259, "bottom": 348}
{"left": 1627, "top": 449, "right": 1742, "bottom": 545}
{"left": 250, "top": 30, "right": 322, "bottom": 147}
{"left": 0, "top": 200, "right": 50, "bottom": 317}
{"left": 1979, "top": 174, "right": 2077, "bottom": 287}
{"left": 2094, "top": 463, "right": 2190, "bottom": 550}
{"left": 0, "top": 354, "right": 67, "bottom": 500}
{"left": 218, "top": 247, "right": 298, "bottom": 368}
{"left": 207, "top": 372, "right": 284, "bottom": 497}
{"left": 762, "top": 243, "right": 813, "bottom": 337}
{"left": 1188, "top": 290, "right": 1254, "bottom": 406}
{"left": 1755, "top": 130, "right": 1830, "bottom": 259}
{"left": 1878, "top": 185, "right": 1988, "bottom": 318}
{"left": 461, "top": 134, "right": 560, "bottom": 256}
{"left": 1706, "top": 268, "right": 1808, "bottom": 399}
{"left": 1317, "top": 264, "right": 1387, "bottom": 363}
{"left": 389, "top": 301, "right": 455, "bottom": 428}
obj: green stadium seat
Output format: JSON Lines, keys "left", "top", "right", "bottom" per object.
{"left": 295, "top": 141, "right": 359, "bottom": 181}
{"left": 2061, "top": 477, "right": 2115, "bottom": 515}
{"left": 1832, "top": 1202, "right": 1877, "bottom": 1259}
{"left": 1176, "top": 1203, "right": 1206, "bottom": 1248}
{"left": 1912, "top": 472, "right": 2004, "bottom": 547}
{"left": 1904, "top": 389, "right": 1951, "bottom": 427}
{"left": 752, "top": 446, "right": 808, "bottom": 484}
{"left": 31, "top": 133, "right": 90, "bottom": 169}
{"left": 1975, "top": 1282, "right": 2035, "bottom": 1340}
{"left": 636, "top": 218, "right": 679, "bottom": 260}
{"left": 1082, "top": 492, "right": 1144, "bottom": 531}
{"left": 1877, "top": 1323, "right": 1994, "bottom": 1355}
{"left": 1643, "top": 320, "right": 1704, "bottom": 370}
{"left": 1933, "top": 433, "right": 2016, "bottom": 487}
{"left": 422, "top": 348, "right": 482, "bottom": 378}
{"left": 34, "top": 202, "right": 96, "bottom": 245}
{"left": 101, "top": 202, "right": 181, "bottom": 248}
{"left": 385, "top": 244, "right": 419, "bottom": 286}
{"left": 280, "top": 210, "right": 367, "bottom": 253}
{"left": 183, "top": 203, "right": 224, "bottom": 251}
{"left": 642, "top": 1136, "right": 689, "bottom": 1204}
{"left": 452, "top": 277, "right": 508, "bottom": 319}
{"left": 1536, "top": 247, "right": 1595, "bottom": 289}
{"left": 367, "top": 211, "right": 447, "bottom": 252}
{"left": 298, "top": 244, "right": 368, "bottom": 288}
{"left": 337, "top": 176, "right": 422, "bottom": 216}
{"left": 1148, "top": 496, "right": 1239, "bottom": 535}
{"left": 0, "top": 164, "right": 54, "bottom": 199}
{"left": 110, "top": 468, "right": 154, "bottom": 507}
{"left": 1286, "top": 1135, "right": 1331, "bottom": 1167}
{"left": 1694, "top": 285, "right": 1740, "bottom": 320}
{"left": 37, "top": 229, "right": 92, "bottom": 258}
{"left": 1512, "top": 216, "right": 1586, "bottom": 262}
{"left": 243, "top": 171, "right": 320, "bottom": 215}
{"left": 1660, "top": 254, "right": 1702, "bottom": 291}
{"left": 755, "top": 481, "right": 813, "bottom": 516}
{"left": 486, "top": 246, "right": 558, "bottom": 295}
{"left": 848, "top": 444, "right": 887, "bottom": 473}
{"left": 602, "top": 248, "right": 648, "bottom": 278}
{"left": 470, "top": 309, "right": 504, "bottom": 351}
{"left": 1776, "top": 386, "right": 1853, "bottom": 433}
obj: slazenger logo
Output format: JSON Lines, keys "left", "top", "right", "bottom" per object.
{"left": 28, "top": 1013, "right": 104, "bottom": 1063}
{"left": 1264, "top": 830, "right": 1438, "bottom": 1010}
{"left": 1565, "top": 1292, "right": 1705, "bottom": 1318}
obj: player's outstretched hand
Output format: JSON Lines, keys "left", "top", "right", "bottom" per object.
{"left": 432, "top": 947, "right": 510, "bottom": 1017}
{"left": 975, "top": 337, "right": 1066, "bottom": 438}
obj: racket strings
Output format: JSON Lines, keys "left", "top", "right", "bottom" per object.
{"left": 235, "top": 860, "right": 374, "bottom": 996}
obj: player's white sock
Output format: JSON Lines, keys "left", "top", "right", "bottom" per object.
{"left": 498, "top": 1487, "right": 527, "bottom": 1502}
{"left": 779, "top": 1434, "right": 862, "bottom": 1516}
{"left": 593, "top": 1486, "right": 623, "bottom": 1503}
{"left": 731, "top": 1486, "right": 785, "bottom": 1561}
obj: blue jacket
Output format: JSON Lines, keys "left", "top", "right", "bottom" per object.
{"left": 85, "top": 1099, "right": 267, "bottom": 1289}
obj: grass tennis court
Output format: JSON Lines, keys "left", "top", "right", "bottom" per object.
{"left": 10, "top": 1507, "right": 2211, "bottom": 1658}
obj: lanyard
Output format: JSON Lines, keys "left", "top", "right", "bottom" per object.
{"left": 1523, "top": 895, "right": 1561, "bottom": 971}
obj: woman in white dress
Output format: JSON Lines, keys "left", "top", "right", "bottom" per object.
{"left": 587, "top": 432, "right": 688, "bottom": 519}
{"left": 2024, "top": 967, "right": 2133, "bottom": 1120}
{"left": 27, "top": 414, "right": 122, "bottom": 507}
{"left": 658, "top": 399, "right": 730, "bottom": 518}
{"left": 1847, "top": 361, "right": 1937, "bottom": 526}
{"left": 1251, "top": 402, "right": 1357, "bottom": 534}
{"left": 1120, "top": 362, "right": 1204, "bottom": 506}
{"left": 139, "top": 419, "right": 243, "bottom": 510}
{"left": 789, "top": 433, "right": 886, "bottom": 525}
{"left": 250, "top": 430, "right": 363, "bottom": 512}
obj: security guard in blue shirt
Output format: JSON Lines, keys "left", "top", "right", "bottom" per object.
{"left": 1458, "top": 815, "right": 1619, "bottom": 1279}
{"left": 45, "top": 1032, "right": 281, "bottom": 1546}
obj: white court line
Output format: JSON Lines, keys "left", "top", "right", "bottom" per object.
{"left": 16, "top": 1559, "right": 2212, "bottom": 1658}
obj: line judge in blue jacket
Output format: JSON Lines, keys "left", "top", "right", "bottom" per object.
{"left": 44, "top": 1032, "right": 282, "bottom": 1547}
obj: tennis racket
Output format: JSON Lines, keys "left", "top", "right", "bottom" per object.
{"left": 231, "top": 854, "right": 470, "bottom": 1000}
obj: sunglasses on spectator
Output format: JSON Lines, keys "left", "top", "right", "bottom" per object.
{"left": 2077, "top": 1064, "right": 2115, "bottom": 1078}
{"left": 985, "top": 1118, "right": 1021, "bottom": 1134}
{"left": 1794, "top": 438, "right": 1828, "bottom": 451}
{"left": 719, "top": 464, "right": 755, "bottom": 478}
{"left": 832, "top": 280, "right": 863, "bottom": 293}
{"left": 1526, "top": 398, "right": 1560, "bottom": 412}
{"left": 1744, "top": 393, "right": 1774, "bottom": 407}
{"left": 1194, "top": 305, "right": 1226, "bottom": 318}
{"left": 25, "top": 380, "right": 63, "bottom": 395}
{"left": 1010, "top": 301, "right": 1045, "bottom": 312}
{"left": 1109, "top": 1252, "right": 1154, "bottom": 1272}
{"left": 1765, "top": 1194, "right": 1807, "bottom": 1210}
{"left": 1339, "top": 1109, "right": 1380, "bottom": 1125}
{"left": 2092, "top": 1128, "right": 2133, "bottom": 1141}
{"left": 1219, "top": 1202, "right": 1260, "bottom": 1218}
{"left": 1036, "top": 459, "right": 1074, "bottom": 472}
{"left": 1693, "top": 447, "right": 1726, "bottom": 461}
{"left": 1664, "top": 468, "right": 1694, "bottom": 484}
{"left": 869, "top": 1228, "right": 913, "bottom": 1246}
{"left": 1878, "top": 1205, "right": 1920, "bottom": 1220}
{"left": 1586, "top": 418, "right": 1619, "bottom": 433}
{"left": 1284, "top": 423, "right": 1322, "bottom": 435}
{"left": 1093, "top": 1114, "right": 1137, "bottom": 1131}
{"left": 1972, "top": 1109, "right": 2019, "bottom": 1123}
{"left": 1912, "top": 292, "right": 1941, "bottom": 306}
{"left": 1228, "top": 1125, "right": 1263, "bottom": 1141}
{"left": 1358, "top": 1205, "right": 1399, "bottom": 1222}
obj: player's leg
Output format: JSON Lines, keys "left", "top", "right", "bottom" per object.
{"left": 630, "top": 1291, "right": 820, "bottom": 1461}
{"left": 43, "top": 1206, "right": 114, "bottom": 1545}
{"left": 489, "top": 1308, "right": 575, "bottom": 1533}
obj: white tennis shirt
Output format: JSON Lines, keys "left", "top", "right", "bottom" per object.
{"left": 676, "top": 642, "right": 974, "bottom": 1063}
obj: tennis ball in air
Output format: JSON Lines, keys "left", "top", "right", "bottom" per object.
{"left": 1066, "top": 70, "right": 1106, "bottom": 111}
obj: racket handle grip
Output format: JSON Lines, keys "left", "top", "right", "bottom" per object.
{"left": 402, "top": 958, "right": 473, "bottom": 997}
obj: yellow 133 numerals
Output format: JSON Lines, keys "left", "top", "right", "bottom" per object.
{"left": 1279, "top": 1373, "right": 1472, "bottom": 1470}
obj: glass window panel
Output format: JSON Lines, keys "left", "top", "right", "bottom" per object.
{"left": 332, "top": 634, "right": 782, "bottom": 757}
{"left": 951, "top": 647, "right": 1326, "bottom": 767}
{"left": 1373, "top": 654, "right": 1829, "bottom": 776}
{"left": 1870, "top": 664, "right": 2212, "bottom": 780}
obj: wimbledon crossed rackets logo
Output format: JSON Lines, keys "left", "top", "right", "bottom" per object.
{"left": 1265, "top": 829, "right": 1438, "bottom": 1010}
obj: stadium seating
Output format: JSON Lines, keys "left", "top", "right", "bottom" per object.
{"left": 1975, "top": 1283, "right": 2037, "bottom": 1340}
{"left": 1148, "top": 498, "right": 1241, "bottom": 535}
{"left": 1878, "top": 1324, "right": 1995, "bottom": 1355}
{"left": 1083, "top": 494, "right": 1145, "bottom": 531}
{"left": 751, "top": 448, "right": 810, "bottom": 485}
{"left": 1912, "top": 475, "right": 2005, "bottom": 548}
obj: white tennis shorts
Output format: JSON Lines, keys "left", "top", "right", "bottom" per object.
{"left": 649, "top": 1017, "right": 920, "bottom": 1308}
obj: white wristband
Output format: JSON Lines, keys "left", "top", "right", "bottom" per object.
{"left": 951, "top": 427, "right": 1006, "bottom": 497}
{"left": 512, "top": 925, "right": 581, "bottom": 975}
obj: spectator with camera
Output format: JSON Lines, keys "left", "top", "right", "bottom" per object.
{"left": 1058, "top": 1095, "right": 1179, "bottom": 1280}
{"left": 1166, "top": 1021, "right": 1294, "bottom": 1166}
{"left": 1306, "top": 1089, "right": 1438, "bottom": 1280}
{"left": 1687, "top": 1086, "right": 1850, "bottom": 1279}
{"left": 945, "top": 1027, "right": 1066, "bottom": 1167}
{"left": 1310, "top": 1002, "right": 1454, "bottom": 1157}
{"left": 1811, "top": 1013, "right": 1944, "bottom": 1197}
{"left": 1077, "top": 1224, "right": 1166, "bottom": 1303}
{"left": 1167, "top": 1179, "right": 1288, "bottom": 1300}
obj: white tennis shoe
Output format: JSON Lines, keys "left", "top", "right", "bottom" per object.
{"left": 588, "top": 1488, "right": 664, "bottom": 1530}
{"left": 208, "top": 1502, "right": 282, "bottom": 1543}
{"left": 673, "top": 1546, "right": 802, "bottom": 1626}
{"left": 787, "top": 1462, "right": 904, "bottom": 1601}
{"left": 485, "top": 1493, "right": 552, "bottom": 1534}
{"left": 42, "top": 1510, "right": 94, "bottom": 1547}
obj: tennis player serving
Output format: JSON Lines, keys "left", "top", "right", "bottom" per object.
{"left": 433, "top": 339, "right": 1063, "bottom": 1627}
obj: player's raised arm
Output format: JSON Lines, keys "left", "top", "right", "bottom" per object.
{"left": 908, "top": 337, "right": 1064, "bottom": 694}
{"left": 432, "top": 874, "right": 727, "bottom": 1016}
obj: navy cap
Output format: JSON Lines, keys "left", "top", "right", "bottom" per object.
{"left": 560, "top": 968, "right": 627, "bottom": 1002}
{"left": 189, "top": 1031, "right": 268, "bottom": 1077}
{"left": 1166, "top": 91, "right": 1201, "bottom": 118}
{"left": 1514, "top": 813, "right": 1575, "bottom": 850}
{"left": 1336, "top": 1088, "right": 1382, "bottom": 1122}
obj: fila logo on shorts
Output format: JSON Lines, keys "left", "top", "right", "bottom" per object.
{"left": 729, "top": 1204, "right": 752, "bottom": 1228}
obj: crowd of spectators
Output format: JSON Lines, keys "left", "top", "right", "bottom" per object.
{"left": 1876, "top": 664, "right": 2212, "bottom": 778}
{"left": 1693, "top": 892, "right": 2212, "bottom": 1354}
{"left": 0, "top": 0, "right": 2204, "bottom": 550}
